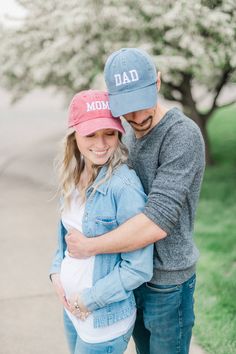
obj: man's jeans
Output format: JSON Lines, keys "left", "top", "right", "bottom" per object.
{"left": 63, "top": 311, "right": 134, "bottom": 354}
{"left": 133, "top": 274, "right": 196, "bottom": 354}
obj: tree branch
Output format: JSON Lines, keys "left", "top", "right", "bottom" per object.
{"left": 204, "top": 67, "right": 233, "bottom": 120}
{"left": 216, "top": 99, "right": 236, "bottom": 110}
{"left": 165, "top": 81, "right": 180, "bottom": 91}
{"left": 162, "top": 83, "right": 184, "bottom": 103}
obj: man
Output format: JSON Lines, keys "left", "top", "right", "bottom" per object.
{"left": 66, "top": 48, "right": 205, "bottom": 354}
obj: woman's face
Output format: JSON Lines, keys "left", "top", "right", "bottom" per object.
{"left": 75, "top": 129, "right": 119, "bottom": 168}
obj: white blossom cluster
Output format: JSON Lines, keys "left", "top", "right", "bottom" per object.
{"left": 0, "top": 0, "right": 235, "bottom": 110}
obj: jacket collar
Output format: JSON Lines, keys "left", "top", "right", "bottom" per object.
{"left": 86, "top": 165, "right": 111, "bottom": 196}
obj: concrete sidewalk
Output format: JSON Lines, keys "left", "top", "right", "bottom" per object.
{"left": 0, "top": 89, "right": 205, "bottom": 354}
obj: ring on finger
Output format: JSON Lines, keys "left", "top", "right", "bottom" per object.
{"left": 74, "top": 301, "right": 80, "bottom": 310}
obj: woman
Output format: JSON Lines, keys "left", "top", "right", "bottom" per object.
{"left": 50, "top": 90, "right": 153, "bottom": 354}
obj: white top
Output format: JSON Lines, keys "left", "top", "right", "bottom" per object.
{"left": 60, "top": 189, "right": 136, "bottom": 343}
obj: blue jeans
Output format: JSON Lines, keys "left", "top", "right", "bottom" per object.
{"left": 132, "top": 274, "right": 196, "bottom": 354}
{"left": 63, "top": 311, "right": 134, "bottom": 354}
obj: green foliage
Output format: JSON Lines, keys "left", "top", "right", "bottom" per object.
{"left": 194, "top": 104, "right": 236, "bottom": 353}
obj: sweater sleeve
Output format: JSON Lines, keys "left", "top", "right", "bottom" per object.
{"left": 143, "top": 122, "right": 205, "bottom": 234}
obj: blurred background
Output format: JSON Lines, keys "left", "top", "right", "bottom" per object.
{"left": 0, "top": 1, "right": 235, "bottom": 353}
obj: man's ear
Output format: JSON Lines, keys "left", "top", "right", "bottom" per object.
{"left": 157, "top": 71, "right": 161, "bottom": 92}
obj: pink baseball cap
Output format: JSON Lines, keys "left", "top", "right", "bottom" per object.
{"left": 68, "top": 90, "right": 125, "bottom": 136}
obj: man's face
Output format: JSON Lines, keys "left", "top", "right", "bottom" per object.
{"left": 123, "top": 107, "right": 157, "bottom": 138}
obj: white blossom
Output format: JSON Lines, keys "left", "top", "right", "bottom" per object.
{"left": 0, "top": 0, "right": 235, "bottom": 109}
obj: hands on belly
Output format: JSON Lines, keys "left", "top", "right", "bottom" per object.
{"left": 51, "top": 273, "right": 91, "bottom": 320}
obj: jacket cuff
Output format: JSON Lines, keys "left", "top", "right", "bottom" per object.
{"left": 49, "top": 264, "right": 61, "bottom": 279}
{"left": 80, "top": 288, "right": 100, "bottom": 312}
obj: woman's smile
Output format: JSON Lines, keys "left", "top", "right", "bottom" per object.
{"left": 75, "top": 129, "right": 119, "bottom": 168}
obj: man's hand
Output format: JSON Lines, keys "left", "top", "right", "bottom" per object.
{"left": 51, "top": 273, "right": 71, "bottom": 312}
{"left": 65, "top": 228, "right": 93, "bottom": 258}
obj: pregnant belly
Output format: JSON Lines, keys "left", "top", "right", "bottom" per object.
{"left": 60, "top": 253, "right": 95, "bottom": 299}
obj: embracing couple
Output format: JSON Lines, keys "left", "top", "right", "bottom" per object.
{"left": 50, "top": 48, "right": 205, "bottom": 354}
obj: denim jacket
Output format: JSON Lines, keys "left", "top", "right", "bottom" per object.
{"left": 50, "top": 164, "right": 153, "bottom": 328}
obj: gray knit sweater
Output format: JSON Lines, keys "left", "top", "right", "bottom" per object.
{"left": 124, "top": 107, "right": 205, "bottom": 285}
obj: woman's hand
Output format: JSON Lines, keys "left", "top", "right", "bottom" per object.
{"left": 51, "top": 274, "right": 90, "bottom": 320}
{"left": 68, "top": 293, "right": 91, "bottom": 321}
{"left": 51, "top": 273, "right": 71, "bottom": 312}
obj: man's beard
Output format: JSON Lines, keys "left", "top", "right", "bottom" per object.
{"left": 129, "top": 116, "right": 153, "bottom": 132}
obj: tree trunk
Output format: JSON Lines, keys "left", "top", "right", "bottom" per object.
{"left": 200, "top": 122, "right": 214, "bottom": 166}
{"left": 191, "top": 111, "right": 214, "bottom": 166}
{"left": 183, "top": 106, "right": 214, "bottom": 166}
{"left": 179, "top": 74, "right": 214, "bottom": 166}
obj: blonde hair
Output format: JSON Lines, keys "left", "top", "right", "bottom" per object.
{"left": 57, "top": 131, "right": 128, "bottom": 208}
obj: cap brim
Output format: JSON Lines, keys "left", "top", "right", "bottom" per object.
{"left": 73, "top": 117, "right": 125, "bottom": 136}
{"left": 108, "top": 83, "right": 158, "bottom": 117}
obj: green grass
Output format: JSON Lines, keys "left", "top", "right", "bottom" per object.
{"left": 194, "top": 104, "right": 236, "bottom": 354}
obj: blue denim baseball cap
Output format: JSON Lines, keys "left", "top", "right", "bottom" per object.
{"left": 104, "top": 48, "right": 158, "bottom": 117}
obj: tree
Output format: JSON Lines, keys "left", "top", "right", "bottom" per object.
{"left": 0, "top": 0, "right": 236, "bottom": 164}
